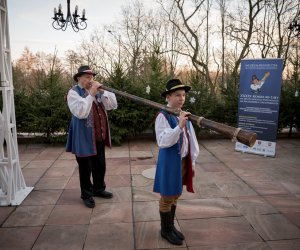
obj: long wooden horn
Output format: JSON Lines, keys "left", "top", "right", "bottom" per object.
{"left": 102, "top": 85, "right": 256, "bottom": 147}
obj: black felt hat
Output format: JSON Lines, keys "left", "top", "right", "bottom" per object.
{"left": 73, "top": 65, "right": 97, "bottom": 82}
{"left": 161, "top": 79, "right": 191, "bottom": 97}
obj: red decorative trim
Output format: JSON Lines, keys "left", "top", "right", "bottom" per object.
{"left": 183, "top": 123, "right": 194, "bottom": 193}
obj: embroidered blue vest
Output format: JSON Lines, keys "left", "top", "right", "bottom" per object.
{"left": 66, "top": 85, "right": 110, "bottom": 157}
{"left": 153, "top": 109, "right": 191, "bottom": 196}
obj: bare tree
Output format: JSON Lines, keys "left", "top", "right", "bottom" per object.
{"left": 205, "top": 0, "right": 212, "bottom": 69}
{"left": 15, "top": 47, "right": 36, "bottom": 77}
{"left": 216, "top": 0, "right": 228, "bottom": 86}
{"left": 272, "top": 0, "right": 294, "bottom": 59}
{"left": 268, "top": 0, "right": 297, "bottom": 69}
{"left": 226, "top": 0, "right": 265, "bottom": 79}
{"left": 140, "top": 9, "right": 182, "bottom": 77}
{"left": 14, "top": 47, "right": 64, "bottom": 90}
{"left": 248, "top": 0, "right": 298, "bottom": 71}
{"left": 119, "top": 0, "right": 152, "bottom": 81}
{"left": 73, "top": 27, "right": 122, "bottom": 79}
{"left": 157, "top": 0, "right": 217, "bottom": 91}
{"left": 64, "top": 50, "right": 81, "bottom": 78}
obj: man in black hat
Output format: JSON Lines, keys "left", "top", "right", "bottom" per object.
{"left": 250, "top": 71, "right": 270, "bottom": 93}
{"left": 66, "top": 65, "right": 118, "bottom": 208}
{"left": 153, "top": 79, "right": 199, "bottom": 245}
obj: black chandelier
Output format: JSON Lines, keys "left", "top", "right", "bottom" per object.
{"left": 288, "top": 11, "right": 300, "bottom": 37}
{"left": 52, "top": 0, "right": 87, "bottom": 32}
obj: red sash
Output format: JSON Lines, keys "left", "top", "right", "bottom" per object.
{"left": 183, "top": 124, "right": 194, "bottom": 193}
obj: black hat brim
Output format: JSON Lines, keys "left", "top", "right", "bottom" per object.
{"left": 73, "top": 72, "right": 97, "bottom": 82}
{"left": 161, "top": 85, "right": 191, "bottom": 97}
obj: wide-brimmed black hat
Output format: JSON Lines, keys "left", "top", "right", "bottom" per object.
{"left": 161, "top": 79, "right": 191, "bottom": 97}
{"left": 73, "top": 65, "right": 97, "bottom": 82}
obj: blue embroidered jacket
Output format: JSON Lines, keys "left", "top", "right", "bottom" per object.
{"left": 66, "top": 85, "right": 111, "bottom": 157}
{"left": 153, "top": 110, "right": 193, "bottom": 196}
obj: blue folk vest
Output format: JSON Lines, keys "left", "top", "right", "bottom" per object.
{"left": 66, "top": 85, "right": 111, "bottom": 157}
{"left": 153, "top": 109, "right": 193, "bottom": 196}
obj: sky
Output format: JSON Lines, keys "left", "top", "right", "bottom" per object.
{"left": 7, "top": 0, "right": 153, "bottom": 61}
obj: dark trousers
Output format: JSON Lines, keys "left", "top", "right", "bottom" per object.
{"left": 75, "top": 141, "right": 106, "bottom": 199}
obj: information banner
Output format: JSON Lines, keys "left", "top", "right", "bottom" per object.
{"left": 235, "top": 59, "right": 283, "bottom": 157}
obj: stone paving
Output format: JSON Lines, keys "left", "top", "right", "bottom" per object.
{"left": 0, "top": 138, "right": 300, "bottom": 250}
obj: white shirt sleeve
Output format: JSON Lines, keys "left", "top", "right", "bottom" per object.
{"left": 67, "top": 89, "right": 94, "bottom": 119}
{"left": 100, "top": 90, "right": 118, "bottom": 110}
{"left": 251, "top": 80, "right": 265, "bottom": 91}
{"left": 155, "top": 113, "right": 182, "bottom": 148}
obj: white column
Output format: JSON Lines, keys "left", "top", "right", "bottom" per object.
{"left": 0, "top": 0, "right": 33, "bottom": 206}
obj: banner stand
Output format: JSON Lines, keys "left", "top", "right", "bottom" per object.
{"left": 235, "top": 59, "right": 283, "bottom": 157}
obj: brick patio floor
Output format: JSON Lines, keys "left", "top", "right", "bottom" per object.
{"left": 0, "top": 138, "right": 300, "bottom": 250}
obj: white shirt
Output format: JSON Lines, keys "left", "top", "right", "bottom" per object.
{"left": 67, "top": 86, "right": 117, "bottom": 119}
{"left": 251, "top": 80, "right": 265, "bottom": 91}
{"left": 155, "top": 112, "right": 200, "bottom": 167}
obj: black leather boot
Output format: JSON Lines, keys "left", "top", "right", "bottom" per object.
{"left": 160, "top": 211, "right": 183, "bottom": 245}
{"left": 171, "top": 205, "right": 185, "bottom": 240}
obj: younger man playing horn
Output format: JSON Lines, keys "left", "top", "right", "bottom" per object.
{"left": 153, "top": 79, "right": 199, "bottom": 245}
